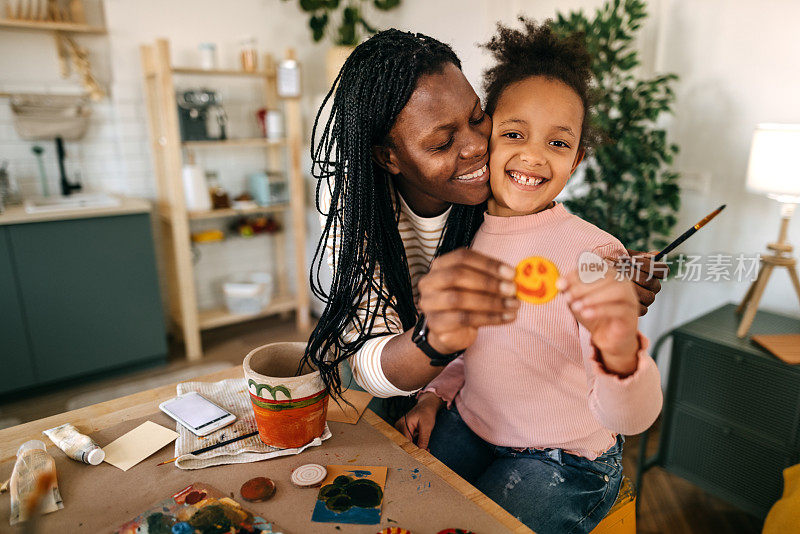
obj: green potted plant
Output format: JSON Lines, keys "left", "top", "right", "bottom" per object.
{"left": 552, "top": 0, "right": 681, "bottom": 251}
{"left": 282, "top": 0, "right": 402, "bottom": 84}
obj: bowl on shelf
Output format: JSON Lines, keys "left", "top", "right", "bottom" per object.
{"left": 223, "top": 272, "right": 273, "bottom": 315}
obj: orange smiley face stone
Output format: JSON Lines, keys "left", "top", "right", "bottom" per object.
{"left": 515, "top": 256, "right": 560, "bottom": 305}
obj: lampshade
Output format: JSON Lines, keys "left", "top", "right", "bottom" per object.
{"left": 746, "top": 123, "right": 800, "bottom": 203}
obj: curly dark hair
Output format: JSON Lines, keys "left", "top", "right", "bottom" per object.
{"left": 482, "top": 17, "right": 601, "bottom": 150}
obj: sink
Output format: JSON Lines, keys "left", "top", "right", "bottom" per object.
{"left": 24, "top": 194, "right": 121, "bottom": 214}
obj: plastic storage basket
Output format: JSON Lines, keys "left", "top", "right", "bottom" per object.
{"left": 223, "top": 272, "right": 273, "bottom": 315}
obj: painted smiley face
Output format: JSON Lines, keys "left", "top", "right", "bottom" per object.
{"left": 515, "top": 256, "right": 560, "bottom": 305}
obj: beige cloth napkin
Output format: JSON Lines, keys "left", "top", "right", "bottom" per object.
{"left": 174, "top": 378, "right": 331, "bottom": 470}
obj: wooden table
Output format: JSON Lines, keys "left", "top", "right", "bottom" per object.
{"left": 0, "top": 366, "right": 531, "bottom": 533}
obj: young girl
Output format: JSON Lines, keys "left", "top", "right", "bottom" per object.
{"left": 401, "top": 19, "right": 663, "bottom": 534}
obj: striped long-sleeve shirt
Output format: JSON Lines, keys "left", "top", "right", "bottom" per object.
{"left": 319, "top": 182, "right": 449, "bottom": 397}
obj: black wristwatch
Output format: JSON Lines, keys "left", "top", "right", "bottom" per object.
{"left": 411, "top": 314, "right": 464, "bottom": 366}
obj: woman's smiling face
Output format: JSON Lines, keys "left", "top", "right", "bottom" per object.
{"left": 375, "top": 62, "right": 493, "bottom": 217}
{"left": 487, "top": 76, "right": 585, "bottom": 217}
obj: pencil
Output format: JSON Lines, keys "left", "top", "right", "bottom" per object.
{"left": 653, "top": 204, "right": 726, "bottom": 262}
{"left": 157, "top": 430, "right": 260, "bottom": 466}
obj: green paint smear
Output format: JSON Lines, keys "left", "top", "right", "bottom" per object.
{"left": 188, "top": 505, "right": 232, "bottom": 534}
{"left": 325, "top": 494, "right": 353, "bottom": 513}
{"left": 333, "top": 475, "right": 352, "bottom": 486}
{"left": 146, "top": 512, "right": 176, "bottom": 534}
{"left": 319, "top": 477, "right": 383, "bottom": 514}
{"left": 250, "top": 390, "right": 326, "bottom": 411}
{"left": 344, "top": 479, "right": 383, "bottom": 508}
{"left": 248, "top": 379, "right": 292, "bottom": 400}
{"left": 319, "top": 484, "right": 343, "bottom": 499}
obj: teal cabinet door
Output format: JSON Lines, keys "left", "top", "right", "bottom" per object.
{"left": 0, "top": 228, "right": 37, "bottom": 393}
{"left": 8, "top": 214, "right": 167, "bottom": 383}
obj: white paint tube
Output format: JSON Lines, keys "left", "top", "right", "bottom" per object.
{"left": 43, "top": 423, "right": 105, "bottom": 465}
{"left": 9, "top": 440, "right": 63, "bottom": 525}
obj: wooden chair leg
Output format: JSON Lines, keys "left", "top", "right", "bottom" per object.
{"left": 737, "top": 264, "right": 774, "bottom": 338}
{"left": 736, "top": 264, "right": 765, "bottom": 314}
{"left": 788, "top": 266, "right": 800, "bottom": 309}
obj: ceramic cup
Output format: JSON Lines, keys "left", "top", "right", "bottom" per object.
{"left": 243, "top": 342, "right": 328, "bottom": 448}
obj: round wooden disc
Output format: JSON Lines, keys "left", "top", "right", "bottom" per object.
{"left": 291, "top": 464, "right": 328, "bottom": 487}
{"left": 240, "top": 477, "right": 276, "bottom": 502}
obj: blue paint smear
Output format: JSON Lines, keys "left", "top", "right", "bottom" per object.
{"left": 346, "top": 470, "right": 372, "bottom": 478}
{"left": 311, "top": 500, "right": 381, "bottom": 525}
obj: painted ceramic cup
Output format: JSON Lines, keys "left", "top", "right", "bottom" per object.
{"left": 243, "top": 342, "right": 328, "bottom": 449}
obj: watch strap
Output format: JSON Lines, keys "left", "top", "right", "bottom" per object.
{"left": 412, "top": 314, "right": 464, "bottom": 366}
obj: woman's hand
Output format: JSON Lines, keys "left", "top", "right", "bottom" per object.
{"left": 394, "top": 391, "right": 444, "bottom": 449}
{"left": 417, "top": 248, "right": 519, "bottom": 354}
{"left": 625, "top": 250, "right": 669, "bottom": 316}
{"left": 559, "top": 268, "right": 640, "bottom": 377}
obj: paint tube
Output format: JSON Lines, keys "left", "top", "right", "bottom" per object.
{"left": 9, "top": 440, "right": 63, "bottom": 525}
{"left": 43, "top": 423, "right": 105, "bottom": 465}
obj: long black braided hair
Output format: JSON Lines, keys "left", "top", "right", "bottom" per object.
{"left": 302, "top": 29, "right": 485, "bottom": 399}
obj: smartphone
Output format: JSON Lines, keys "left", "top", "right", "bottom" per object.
{"left": 159, "top": 392, "right": 236, "bottom": 436}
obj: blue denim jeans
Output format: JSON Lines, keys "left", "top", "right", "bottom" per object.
{"left": 428, "top": 404, "right": 624, "bottom": 534}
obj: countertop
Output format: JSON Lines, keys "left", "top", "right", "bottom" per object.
{"left": 0, "top": 196, "right": 152, "bottom": 225}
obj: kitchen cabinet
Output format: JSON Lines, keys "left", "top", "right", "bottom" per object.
{"left": 0, "top": 202, "right": 166, "bottom": 394}
{"left": 0, "top": 228, "right": 37, "bottom": 392}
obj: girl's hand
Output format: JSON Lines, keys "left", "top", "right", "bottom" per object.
{"left": 558, "top": 268, "right": 640, "bottom": 376}
{"left": 417, "top": 248, "right": 519, "bottom": 354}
{"left": 394, "top": 391, "right": 444, "bottom": 450}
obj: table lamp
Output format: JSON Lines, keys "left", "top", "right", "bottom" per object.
{"left": 737, "top": 123, "right": 800, "bottom": 337}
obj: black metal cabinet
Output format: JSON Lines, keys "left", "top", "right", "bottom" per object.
{"left": 638, "top": 303, "right": 800, "bottom": 518}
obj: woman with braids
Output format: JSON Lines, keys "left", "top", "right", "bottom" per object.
{"left": 303, "top": 29, "right": 665, "bottom": 424}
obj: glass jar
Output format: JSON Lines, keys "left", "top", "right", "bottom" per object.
{"left": 199, "top": 43, "right": 217, "bottom": 70}
{"left": 240, "top": 37, "right": 258, "bottom": 72}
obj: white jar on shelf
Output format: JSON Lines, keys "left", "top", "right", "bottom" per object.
{"left": 199, "top": 43, "right": 218, "bottom": 70}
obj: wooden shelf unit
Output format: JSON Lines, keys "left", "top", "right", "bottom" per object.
{"left": 140, "top": 39, "right": 310, "bottom": 360}
{"left": 0, "top": 18, "right": 106, "bottom": 33}
{"left": 187, "top": 203, "right": 289, "bottom": 221}
{"left": 198, "top": 294, "right": 297, "bottom": 330}
{"left": 182, "top": 138, "right": 285, "bottom": 149}
{"left": 172, "top": 67, "right": 274, "bottom": 78}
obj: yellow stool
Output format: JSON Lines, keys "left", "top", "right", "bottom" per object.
{"left": 590, "top": 476, "right": 636, "bottom": 534}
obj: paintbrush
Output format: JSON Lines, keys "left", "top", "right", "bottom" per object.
{"left": 653, "top": 204, "right": 726, "bottom": 262}
{"left": 157, "top": 430, "right": 260, "bottom": 466}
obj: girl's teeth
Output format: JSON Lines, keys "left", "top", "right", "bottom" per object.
{"left": 455, "top": 164, "right": 487, "bottom": 181}
{"left": 509, "top": 171, "right": 544, "bottom": 186}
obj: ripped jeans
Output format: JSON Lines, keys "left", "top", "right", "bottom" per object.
{"left": 428, "top": 403, "right": 624, "bottom": 534}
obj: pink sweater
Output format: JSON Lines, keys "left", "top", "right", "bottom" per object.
{"left": 424, "top": 203, "right": 663, "bottom": 460}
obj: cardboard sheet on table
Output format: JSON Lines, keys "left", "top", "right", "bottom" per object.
{"left": 327, "top": 389, "right": 372, "bottom": 424}
{"left": 0, "top": 411, "right": 517, "bottom": 533}
{"left": 102, "top": 421, "right": 178, "bottom": 471}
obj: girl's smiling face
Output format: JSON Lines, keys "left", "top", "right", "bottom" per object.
{"left": 487, "top": 76, "right": 585, "bottom": 217}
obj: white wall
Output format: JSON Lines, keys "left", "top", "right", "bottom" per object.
{"left": 1, "top": 0, "right": 799, "bottom": 339}
{"left": 390, "top": 0, "right": 800, "bottom": 353}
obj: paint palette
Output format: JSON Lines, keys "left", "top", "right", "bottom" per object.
{"left": 311, "top": 465, "right": 388, "bottom": 525}
{"left": 115, "top": 482, "right": 281, "bottom": 534}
